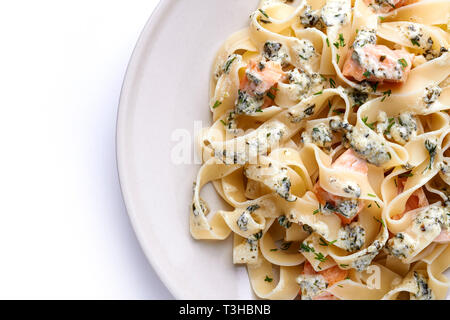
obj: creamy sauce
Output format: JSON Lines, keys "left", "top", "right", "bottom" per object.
{"left": 321, "top": 0, "right": 350, "bottom": 27}
{"left": 376, "top": 111, "right": 418, "bottom": 145}
{"left": 302, "top": 122, "right": 333, "bottom": 149}
{"left": 338, "top": 223, "right": 366, "bottom": 252}
{"left": 296, "top": 274, "right": 328, "bottom": 300}
{"left": 411, "top": 272, "right": 434, "bottom": 300}
{"left": 330, "top": 119, "right": 391, "bottom": 166}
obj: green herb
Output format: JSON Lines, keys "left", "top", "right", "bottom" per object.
{"left": 267, "top": 91, "right": 276, "bottom": 100}
{"left": 255, "top": 107, "right": 263, "bottom": 113}
{"left": 314, "top": 91, "right": 323, "bottom": 95}
{"left": 264, "top": 275, "right": 273, "bottom": 282}
{"left": 363, "top": 70, "right": 371, "bottom": 78}
{"left": 326, "top": 38, "right": 330, "bottom": 47}
{"left": 270, "top": 248, "right": 278, "bottom": 252}
{"left": 300, "top": 242, "right": 315, "bottom": 253}
{"left": 313, "top": 208, "right": 320, "bottom": 215}
{"left": 329, "top": 78, "right": 336, "bottom": 88}
{"left": 333, "top": 109, "right": 344, "bottom": 114}
{"left": 362, "top": 116, "right": 375, "bottom": 130}
{"left": 299, "top": 54, "right": 308, "bottom": 60}
{"left": 424, "top": 139, "right": 437, "bottom": 170}
{"left": 319, "top": 238, "right": 337, "bottom": 246}
{"left": 259, "top": 9, "right": 269, "bottom": 19}
{"left": 333, "top": 34, "right": 345, "bottom": 49}
{"left": 370, "top": 81, "right": 379, "bottom": 93}
{"left": 314, "top": 252, "right": 327, "bottom": 263}
{"left": 212, "top": 100, "right": 222, "bottom": 109}
{"left": 379, "top": 16, "right": 385, "bottom": 22}
{"left": 220, "top": 120, "right": 227, "bottom": 126}
{"left": 411, "top": 38, "right": 420, "bottom": 47}
{"left": 328, "top": 100, "right": 332, "bottom": 110}
{"left": 337, "top": 285, "right": 344, "bottom": 288}
{"left": 398, "top": 172, "right": 413, "bottom": 178}
{"left": 336, "top": 54, "right": 340, "bottom": 64}
{"left": 368, "top": 203, "right": 372, "bottom": 208}
{"left": 223, "top": 56, "right": 237, "bottom": 74}
{"left": 373, "top": 217, "right": 385, "bottom": 228}
{"left": 384, "top": 117, "right": 395, "bottom": 135}
{"left": 375, "top": 201, "right": 381, "bottom": 208}
{"left": 260, "top": 19, "right": 272, "bottom": 24}
{"left": 398, "top": 58, "right": 408, "bottom": 69}
{"left": 381, "top": 89, "right": 391, "bottom": 102}
{"left": 367, "top": 193, "right": 376, "bottom": 197}
{"left": 338, "top": 33, "right": 345, "bottom": 47}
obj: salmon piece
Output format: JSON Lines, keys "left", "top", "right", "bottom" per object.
{"left": 319, "top": 264, "right": 349, "bottom": 286}
{"left": 240, "top": 59, "right": 284, "bottom": 93}
{"left": 392, "top": 177, "right": 429, "bottom": 220}
{"left": 363, "top": 0, "right": 418, "bottom": 13}
{"left": 240, "top": 59, "right": 284, "bottom": 109}
{"left": 313, "top": 184, "right": 366, "bottom": 224}
{"left": 313, "top": 183, "right": 340, "bottom": 204}
{"left": 434, "top": 230, "right": 450, "bottom": 244}
{"left": 302, "top": 260, "right": 316, "bottom": 275}
{"left": 313, "top": 149, "right": 368, "bottom": 224}
{"left": 403, "top": 190, "right": 428, "bottom": 214}
{"left": 332, "top": 149, "right": 369, "bottom": 174}
{"left": 391, "top": 177, "right": 449, "bottom": 244}
{"left": 342, "top": 46, "right": 414, "bottom": 83}
{"left": 314, "top": 292, "right": 340, "bottom": 300}
{"left": 262, "top": 87, "right": 278, "bottom": 109}
{"left": 301, "top": 261, "right": 348, "bottom": 300}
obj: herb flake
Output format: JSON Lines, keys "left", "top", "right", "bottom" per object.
{"left": 381, "top": 89, "right": 391, "bottom": 102}
{"left": 398, "top": 58, "right": 408, "bottom": 69}
{"left": 212, "top": 100, "right": 222, "bottom": 109}
{"left": 258, "top": 9, "right": 269, "bottom": 19}
{"left": 373, "top": 217, "right": 385, "bottom": 228}
{"left": 362, "top": 116, "right": 375, "bottom": 130}
{"left": 329, "top": 78, "right": 336, "bottom": 88}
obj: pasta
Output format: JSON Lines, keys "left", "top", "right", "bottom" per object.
{"left": 190, "top": 0, "right": 450, "bottom": 300}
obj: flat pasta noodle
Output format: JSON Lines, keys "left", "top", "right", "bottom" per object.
{"left": 190, "top": 0, "right": 450, "bottom": 300}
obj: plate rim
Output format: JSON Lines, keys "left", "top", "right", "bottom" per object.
{"left": 116, "top": 0, "right": 180, "bottom": 300}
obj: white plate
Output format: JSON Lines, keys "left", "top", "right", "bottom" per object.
{"left": 117, "top": 0, "right": 450, "bottom": 300}
{"left": 117, "top": 0, "right": 260, "bottom": 299}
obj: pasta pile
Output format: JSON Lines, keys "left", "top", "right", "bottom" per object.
{"left": 190, "top": 0, "right": 450, "bottom": 300}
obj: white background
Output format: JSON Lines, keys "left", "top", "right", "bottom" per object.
{"left": 0, "top": 0, "right": 173, "bottom": 298}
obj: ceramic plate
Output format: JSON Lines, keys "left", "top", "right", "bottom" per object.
{"left": 117, "top": 0, "right": 261, "bottom": 299}
{"left": 117, "top": 0, "right": 450, "bottom": 300}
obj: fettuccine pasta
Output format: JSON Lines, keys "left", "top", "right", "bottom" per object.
{"left": 190, "top": 0, "right": 450, "bottom": 300}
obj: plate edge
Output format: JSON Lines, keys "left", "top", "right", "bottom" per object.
{"left": 115, "top": 0, "right": 182, "bottom": 300}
